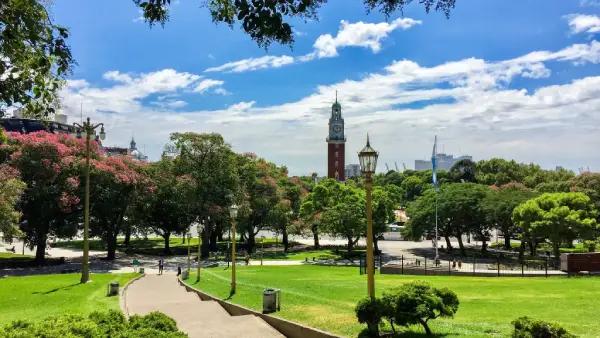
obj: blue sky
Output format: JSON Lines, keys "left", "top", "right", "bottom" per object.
{"left": 50, "top": 0, "right": 600, "bottom": 175}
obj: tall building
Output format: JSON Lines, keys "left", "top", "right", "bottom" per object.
{"left": 345, "top": 164, "right": 361, "bottom": 179}
{"left": 326, "top": 94, "right": 346, "bottom": 181}
{"left": 415, "top": 153, "right": 472, "bottom": 171}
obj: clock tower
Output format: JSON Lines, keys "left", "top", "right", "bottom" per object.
{"left": 326, "top": 93, "right": 346, "bottom": 181}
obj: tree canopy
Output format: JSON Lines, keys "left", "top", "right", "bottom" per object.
{"left": 1, "top": 0, "right": 74, "bottom": 118}
{"left": 134, "top": 0, "right": 456, "bottom": 47}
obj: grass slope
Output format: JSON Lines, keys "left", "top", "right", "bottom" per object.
{"left": 0, "top": 273, "right": 138, "bottom": 325}
{"left": 187, "top": 265, "right": 599, "bottom": 337}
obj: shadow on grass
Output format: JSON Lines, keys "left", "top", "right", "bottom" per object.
{"left": 32, "top": 282, "right": 80, "bottom": 295}
{"left": 358, "top": 328, "right": 453, "bottom": 338}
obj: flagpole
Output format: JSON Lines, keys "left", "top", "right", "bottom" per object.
{"left": 435, "top": 188, "right": 439, "bottom": 261}
{"left": 432, "top": 135, "right": 439, "bottom": 262}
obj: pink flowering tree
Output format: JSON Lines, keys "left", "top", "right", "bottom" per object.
{"left": 87, "top": 155, "right": 148, "bottom": 260}
{"left": 4, "top": 131, "right": 93, "bottom": 263}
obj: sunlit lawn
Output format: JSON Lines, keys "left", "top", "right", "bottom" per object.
{"left": 186, "top": 265, "right": 600, "bottom": 337}
{"left": 0, "top": 273, "right": 139, "bottom": 325}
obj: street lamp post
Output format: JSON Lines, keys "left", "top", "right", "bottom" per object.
{"left": 358, "top": 135, "right": 378, "bottom": 300}
{"left": 261, "top": 236, "right": 265, "bottom": 266}
{"left": 73, "top": 117, "right": 105, "bottom": 284}
{"left": 229, "top": 204, "right": 239, "bottom": 295}
{"left": 186, "top": 229, "right": 191, "bottom": 275}
{"left": 196, "top": 220, "right": 204, "bottom": 282}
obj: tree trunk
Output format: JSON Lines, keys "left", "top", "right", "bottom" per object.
{"left": 247, "top": 230, "right": 256, "bottom": 253}
{"left": 282, "top": 228, "right": 289, "bottom": 252}
{"left": 34, "top": 232, "right": 47, "bottom": 264}
{"left": 217, "top": 231, "right": 224, "bottom": 242}
{"left": 209, "top": 230, "right": 218, "bottom": 252}
{"left": 481, "top": 238, "right": 488, "bottom": 253}
{"left": 163, "top": 231, "right": 171, "bottom": 255}
{"left": 347, "top": 236, "right": 354, "bottom": 254}
{"left": 457, "top": 233, "right": 466, "bottom": 256}
{"left": 418, "top": 318, "right": 432, "bottom": 336}
{"left": 124, "top": 225, "right": 132, "bottom": 247}
{"left": 312, "top": 224, "right": 320, "bottom": 249}
{"left": 201, "top": 229, "right": 210, "bottom": 258}
{"left": 503, "top": 229, "right": 511, "bottom": 250}
{"left": 106, "top": 231, "right": 118, "bottom": 260}
{"left": 552, "top": 241, "right": 560, "bottom": 262}
{"left": 444, "top": 235, "right": 453, "bottom": 251}
{"left": 528, "top": 239, "right": 536, "bottom": 256}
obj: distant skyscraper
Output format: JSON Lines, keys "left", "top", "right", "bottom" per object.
{"left": 326, "top": 93, "right": 346, "bottom": 181}
{"left": 345, "top": 164, "right": 361, "bottom": 179}
{"left": 415, "top": 153, "right": 472, "bottom": 171}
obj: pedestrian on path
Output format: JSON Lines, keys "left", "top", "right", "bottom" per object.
{"left": 158, "top": 258, "right": 164, "bottom": 275}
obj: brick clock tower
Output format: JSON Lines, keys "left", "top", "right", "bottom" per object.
{"left": 326, "top": 94, "right": 346, "bottom": 181}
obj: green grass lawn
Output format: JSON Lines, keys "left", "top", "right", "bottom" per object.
{"left": 0, "top": 252, "right": 32, "bottom": 261}
{"left": 186, "top": 265, "right": 600, "bottom": 337}
{"left": 0, "top": 273, "right": 139, "bottom": 325}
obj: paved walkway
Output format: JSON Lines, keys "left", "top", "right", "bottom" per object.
{"left": 124, "top": 274, "right": 284, "bottom": 338}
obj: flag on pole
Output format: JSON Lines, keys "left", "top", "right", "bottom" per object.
{"left": 431, "top": 135, "right": 438, "bottom": 189}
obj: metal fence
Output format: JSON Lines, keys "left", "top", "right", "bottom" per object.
{"left": 360, "top": 254, "right": 563, "bottom": 277}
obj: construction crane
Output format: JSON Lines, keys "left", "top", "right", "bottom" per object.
{"left": 385, "top": 163, "right": 390, "bottom": 171}
{"left": 402, "top": 162, "right": 407, "bottom": 171}
{"left": 394, "top": 162, "right": 399, "bottom": 172}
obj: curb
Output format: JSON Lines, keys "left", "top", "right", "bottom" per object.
{"left": 178, "top": 277, "right": 341, "bottom": 338}
{"left": 119, "top": 272, "right": 145, "bottom": 317}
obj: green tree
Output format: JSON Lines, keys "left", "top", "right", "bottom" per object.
{"left": 140, "top": 158, "right": 196, "bottom": 254}
{"left": 372, "top": 184, "right": 401, "bottom": 252}
{"left": 0, "top": 164, "right": 25, "bottom": 241}
{"left": 449, "top": 158, "right": 477, "bottom": 183}
{"left": 513, "top": 192, "right": 598, "bottom": 260}
{"left": 400, "top": 175, "right": 426, "bottom": 202}
{"left": 134, "top": 0, "right": 456, "bottom": 47}
{"left": 171, "top": 132, "right": 238, "bottom": 257}
{"left": 570, "top": 172, "right": 600, "bottom": 222}
{"left": 299, "top": 178, "right": 340, "bottom": 249}
{"left": 481, "top": 183, "right": 536, "bottom": 250}
{"left": 88, "top": 156, "right": 146, "bottom": 260}
{"left": 321, "top": 183, "right": 366, "bottom": 254}
{"left": 381, "top": 281, "right": 459, "bottom": 336}
{"left": 1, "top": 0, "right": 74, "bottom": 118}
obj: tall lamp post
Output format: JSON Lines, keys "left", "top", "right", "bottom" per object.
{"left": 73, "top": 117, "right": 105, "bottom": 284}
{"left": 196, "top": 219, "right": 205, "bottom": 282}
{"left": 229, "top": 204, "right": 239, "bottom": 295}
{"left": 358, "top": 135, "right": 378, "bottom": 300}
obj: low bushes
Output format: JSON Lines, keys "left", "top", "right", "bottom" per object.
{"left": 512, "top": 316, "right": 575, "bottom": 338}
{"left": 0, "top": 309, "right": 187, "bottom": 337}
{"left": 355, "top": 281, "right": 459, "bottom": 336}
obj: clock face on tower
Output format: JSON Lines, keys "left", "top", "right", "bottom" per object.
{"left": 333, "top": 125, "right": 342, "bottom": 133}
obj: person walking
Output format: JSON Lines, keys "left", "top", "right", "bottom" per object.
{"left": 158, "top": 258, "right": 164, "bottom": 275}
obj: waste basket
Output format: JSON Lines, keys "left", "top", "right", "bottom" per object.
{"left": 139, "top": 267, "right": 145, "bottom": 274}
{"left": 263, "top": 288, "right": 280, "bottom": 313}
{"left": 181, "top": 270, "right": 189, "bottom": 280}
{"left": 107, "top": 282, "right": 119, "bottom": 296}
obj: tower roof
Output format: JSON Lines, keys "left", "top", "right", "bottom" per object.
{"left": 332, "top": 90, "right": 341, "bottom": 109}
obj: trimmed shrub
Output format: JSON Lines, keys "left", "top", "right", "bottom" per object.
{"left": 512, "top": 316, "right": 576, "bottom": 338}
{"left": 355, "top": 296, "right": 384, "bottom": 336}
{"left": 381, "top": 281, "right": 459, "bottom": 336}
{"left": 0, "top": 310, "right": 187, "bottom": 338}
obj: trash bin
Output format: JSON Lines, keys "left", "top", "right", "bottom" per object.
{"left": 107, "top": 282, "right": 119, "bottom": 296}
{"left": 262, "top": 288, "right": 280, "bottom": 313}
{"left": 181, "top": 270, "right": 189, "bottom": 280}
{"left": 139, "top": 267, "right": 145, "bottom": 274}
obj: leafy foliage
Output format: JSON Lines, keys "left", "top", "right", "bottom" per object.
{"left": 0, "top": 164, "right": 25, "bottom": 241}
{"left": 512, "top": 316, "right": 575, "bottom": 338}
{"left": 1, "top": 0, "right": 74, "bottom": 118}
{"left": 355, "top": 296, "right": 384, "bottom": 336}
{"left": 513, "top": 192, "right": 598, "bottom": 259}
{"left": 0, "top": 310, "right": 187, "bottom": 337}
{"left": 134, "top": 0, "right": 456, "bottom": 47}
{"left": 380, "top": 281, "right": 459, "bottom": 335}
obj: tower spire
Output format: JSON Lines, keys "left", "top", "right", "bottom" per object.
{"left": 335, "top": 90, "right": 338, "bottom": 103}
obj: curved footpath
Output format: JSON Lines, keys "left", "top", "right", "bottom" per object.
{"left": 123, "top": 273, "right": 284, "bottom": 338}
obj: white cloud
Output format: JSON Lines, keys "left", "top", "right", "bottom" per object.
{"left": 205, "top": 55, "right": 295, "bottom": 73}
{"left": 194, "top": 79, "right": 225, "bottom": 93}
{"left": 60, "top": 41, "right": 600, "bottom": 174}
{"left": 61, "top": 69, "right": 226, "bottom": 114}
{"left": 567, "top": 14, "right": 600, "bottom": 34}
{"left": 311, "top": 17, "right": 421, "bottom": 58}
{"left": 205, "top": 17, "right": 421, "bottom": 73}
